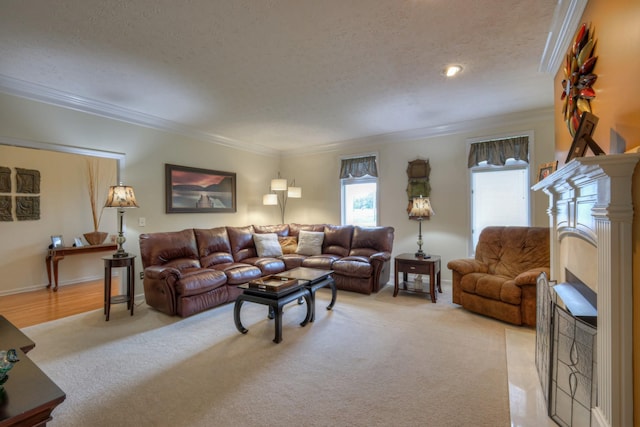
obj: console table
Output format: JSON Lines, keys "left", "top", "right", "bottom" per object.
{"left": 45, "top": 243, "right": 117, "bottom": 291}
{"left": 0, "top": 316, "right": 66, "bottom": 426}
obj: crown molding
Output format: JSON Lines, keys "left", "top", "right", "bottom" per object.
{"left": 0, "top": 74, "right": 553, "bottom": 159}
{"left": 539, "top": 0, "right": 588, "bottom": 74}
{"left": 282, "top": 108, "right": 555, "bottom": 158}
{"left": 0, "top": 75, "right": 279, "bottom": 157}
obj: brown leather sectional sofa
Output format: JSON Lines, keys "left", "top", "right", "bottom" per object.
{"left": 139, "top": 223, "right": 394, "bottom": 317}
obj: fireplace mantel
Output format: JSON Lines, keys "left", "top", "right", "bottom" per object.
{"left": 533, "top": 153, "right": 640, "bottom": 427}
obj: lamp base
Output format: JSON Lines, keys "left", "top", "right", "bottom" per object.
{"left": 112, "top": 249, "right": 129, "bottom": 258}
{"left": 415, "top": 251, "right": 430, "bottom": 259}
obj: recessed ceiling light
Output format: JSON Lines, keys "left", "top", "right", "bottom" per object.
{"left": 445, "top": 65, "right": 463, "bottom": 77}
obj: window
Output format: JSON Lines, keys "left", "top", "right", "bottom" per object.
{"left": 469, "top": 135, "right": 531, "bottom": 251}
{"left": 340, "top": 155, "right": 378, "bottom": 226}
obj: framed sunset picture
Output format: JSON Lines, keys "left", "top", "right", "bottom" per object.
{"left": 165, "top": 164, "right": 236, "bottom": 213}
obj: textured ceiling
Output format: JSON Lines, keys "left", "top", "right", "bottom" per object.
{"left": 0, "top": 1, "right": 559, "bottom": 154}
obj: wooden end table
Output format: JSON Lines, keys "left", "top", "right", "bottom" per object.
{"left": 394, "top": 253, "right": 442, "bottom": 303}
{"left": 102, "top": 255, "right": 136, "bottom": 321}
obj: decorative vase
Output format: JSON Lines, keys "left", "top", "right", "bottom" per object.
{"left": 83, "top": 231, "right": 108, "bottom": 246}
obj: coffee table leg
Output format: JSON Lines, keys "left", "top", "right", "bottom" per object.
{"left": 301, "top": 290, "right": 312, "bottom": 326}
{"left": 327, "top": 280, "right": 337, "bottom": 310}
{"left": 273, "top": 302, "right": 283, "bottom": 343}
{"left": 234, "top": 298, "right": 248, "bottom": 334}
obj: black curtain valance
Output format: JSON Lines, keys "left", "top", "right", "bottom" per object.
{"left": 340, "top": 156, "right": 378, "bottom": 178}
{"left": 467, "top": 136, "right": 529, "bottom": 168}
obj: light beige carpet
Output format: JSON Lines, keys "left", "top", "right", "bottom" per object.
{"left": 23, "top": 283, "right": 510, "bottom": 426}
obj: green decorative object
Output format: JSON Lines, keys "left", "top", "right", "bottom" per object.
{"left": 0, "top": 349, "right": 19, "bottom": 392}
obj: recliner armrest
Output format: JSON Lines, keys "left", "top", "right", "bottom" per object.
{"left": 370, "top": 251, "right": 391, "bottom": 262}
{"left": 144, "top": 265, "right": 181, "bottom": 280}
{"left": 446, "top": 259, "right": 488, "bottom": 275}
{"left": 514, "top": 267, "right": 550, "bottom": 286}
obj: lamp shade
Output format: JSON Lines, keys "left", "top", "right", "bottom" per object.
{"left": 270, "top": 178, "right": 288, "bottom": 191}
{"left": 409, "top": 196, "right": 434, "bottom": 218}
{"left": 104, "top": 185, "right": 139, "bottom": 208}
{"left": 263, "top": 193, "right": 278, "bottom": 205}
{"left": 287, "top": 186, "right": 302, "bottom": 198}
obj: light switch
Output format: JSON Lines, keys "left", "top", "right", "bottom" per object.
{"left": 138, "top": 217, "right": 146, "bottom": 227}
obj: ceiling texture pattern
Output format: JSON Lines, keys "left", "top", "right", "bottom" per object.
{"left": 0, "top": 1, "right": 563, "bottom": 155}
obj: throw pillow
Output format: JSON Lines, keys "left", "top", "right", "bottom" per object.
{"left": 295, "top": 230, "right": 324, "bottom": 256}
{"left": 279, "top": 236, "right": 298, "bottom": 254}
{"left": 253, "top": 233, "right": 283, "bottom": 257}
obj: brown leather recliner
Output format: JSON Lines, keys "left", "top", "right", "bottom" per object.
{"left": 447, "top": 226, "right": 550, "bottom": 326}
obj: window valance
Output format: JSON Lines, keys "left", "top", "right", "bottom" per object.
{"left": 467, "top": 136, "right": 529, "bottom": 168}
{"left": 340, "top": 156, "right": 378, "bottom": 178}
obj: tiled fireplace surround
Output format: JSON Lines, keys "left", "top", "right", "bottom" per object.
{"left": 533, "top": 153, "right": 640, "bottom": 427}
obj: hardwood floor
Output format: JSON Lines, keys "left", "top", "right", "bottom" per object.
{"left": 0, "top": 279, "right": 121, "bottom": 328}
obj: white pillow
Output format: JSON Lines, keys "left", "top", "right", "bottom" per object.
{"left": 295, "top": 230, "right": 324, "bottom": 256}
{"left": 253, "top": 233, "right": 283, "bottom": 257}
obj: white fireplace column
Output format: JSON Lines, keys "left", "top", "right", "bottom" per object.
{"left": 533, "top": 153, "right": 640, "bottom": 427}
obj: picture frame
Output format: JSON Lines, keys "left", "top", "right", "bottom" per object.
{"left": 51, "top": 235, "right": 64, "bottom": 248}
{"left": 165, "top": 164, "right": 236, "bottom": 213}
{"left": 565, "top": 112, "right": 604, "bottom": 163}
{"left": 74, "top": 237, "right": 84, "bottom": 247}
{"left": 537, "top": 161, "right": 558, "bottom": 182}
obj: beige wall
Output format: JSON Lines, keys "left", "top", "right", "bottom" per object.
{"left": 1, "top": 90, "right": 554, "bottom": 296}
{"left": 284, "top": 113, "right": 555, "bottom": 274}
{"left": 552, "top": 0, "right": 640, "bottom": 421}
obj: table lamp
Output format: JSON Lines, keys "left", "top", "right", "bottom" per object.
{"left": 409, "top": 195, "right": 434, "bottom": 258}
{"left": 104, "top": 184, "right": 139, "bottom": 258}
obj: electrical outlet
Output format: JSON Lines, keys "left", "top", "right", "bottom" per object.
{"left": 138, "top": 217, "right": 146, "bottom": 226}
{"left": 139, "top": 272, "right": 144, "bottom": 280}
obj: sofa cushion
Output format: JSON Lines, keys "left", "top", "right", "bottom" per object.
{"left": 279, "top": 236, "right": 298, "bottom": 254}
{"left": 253, "top": 233, "right": 283, "bottom": 257}
{"left": 301, "top": 254, "right": 341, "bottom": 269}
{"left": 227, "top": 225, "right": 257, "bottom": 262}
{"left": 332, "top": 256, "right": 373, "bottom": 278}
{"left": 174, "top": 269, "right": 227, "bottom": 297}
{"left": 253, "top": 224, "right": 290, "bottom": 237}
{"left": 211, "top": 263, "right": 262, "bottom": 285}
{"left": 322, "top": 225, "right": 353, "bottom": 257}
{"left": 296, "top": 230, "right": 324, "bottom": 256}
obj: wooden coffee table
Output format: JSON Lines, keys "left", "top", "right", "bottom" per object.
{"left": 394, "top": 253, "right": 442, "bottom": 303}
{"left": 278, "top": 267, "right": 336, "bottom": 322}
{"left": 234, "top": 283, "right": 312, "bottom": 343}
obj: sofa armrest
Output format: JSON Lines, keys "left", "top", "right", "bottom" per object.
{"left": 446, "top": 259, "right": 488, "bottom": 275}
{"left": 144, "top": 265, "right": 181, "bottom": 280}
{"left": 514, "top": 267, "right": 550, "bottom": 287}
{"left": 370, "top": 251, "right": 391, "bottom": 263}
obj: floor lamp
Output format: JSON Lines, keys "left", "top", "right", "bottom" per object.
{"left": 263, "top": 174, "right": 301, "bottom": 224}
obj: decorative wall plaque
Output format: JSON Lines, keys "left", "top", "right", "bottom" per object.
{"left": 16, "top": 168, "right": 40, "bottom": 194}
{"left": 0, "top": 196, "right": 11, "bottom": 221}
{"left": 0, "top": 167, "right": 10, "bottom": 193}
{"left": 406, "top": 159, "right": 431, "bottom": 218}
{"left": 16, "top": 196, "right": 40, "bottom": 221}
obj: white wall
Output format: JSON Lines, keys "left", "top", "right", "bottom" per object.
{"left": 0, "top": 91, "right": 555, "bottom": 295}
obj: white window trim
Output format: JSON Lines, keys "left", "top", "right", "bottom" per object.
{"left": 466, "top": 130, "right": 535, "bottom": 255}
{"left": 339, "top": 152, "right": 380, "bottom": 226}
